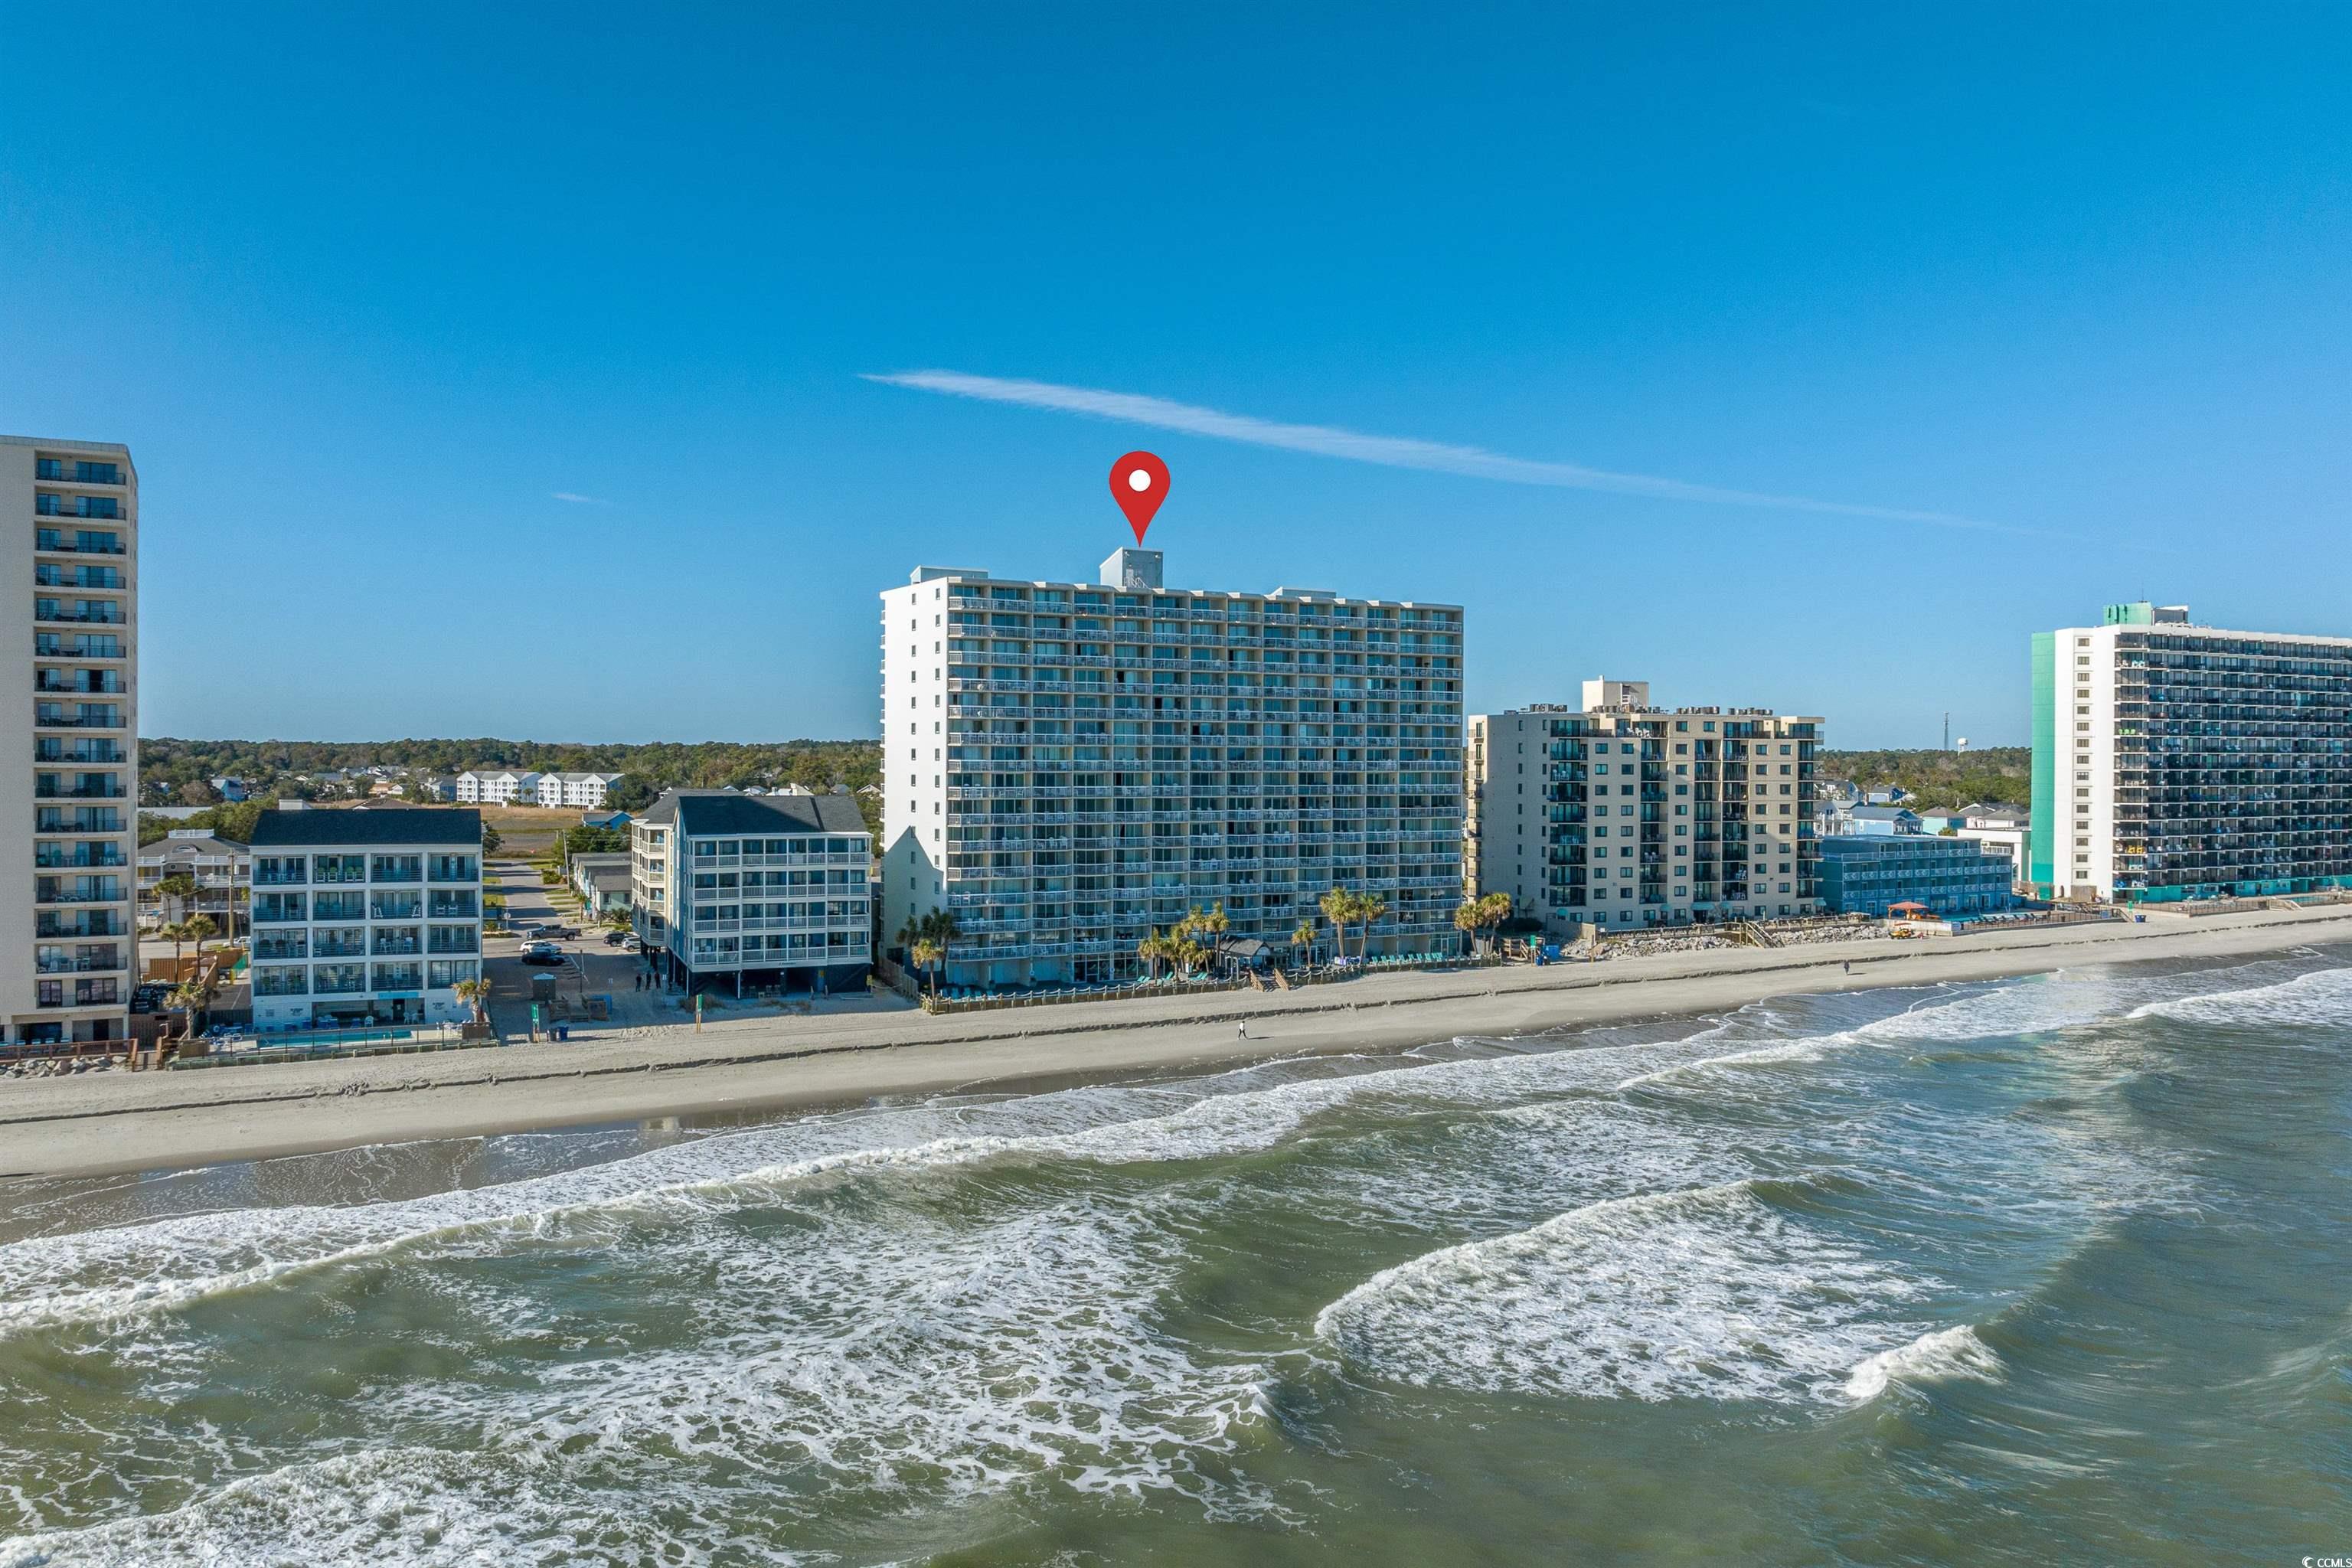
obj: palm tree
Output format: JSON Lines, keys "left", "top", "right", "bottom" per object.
{"left": 1289, "top": 918, "right": 1318, "bottom": 967}
{"left": 452, "top": 976, "right": 492, "bottom": 1026}
{"left": 1136, "top": 929, "right": 1171, "bottom": 980}
{"left": 1318, "top": 887, "right": 1356, "bottom": 963}
{"left": 156, "top": 919, "right": 191, "bottom": 985}
{"left": 910, "top": 936, "right": 945, "bottom": 997}
{"left": 914, "top": 910, "right": 962, "bottom": 994}
{"left": 183, "top": 913, "right": 220, "bottom": 962}
{"left": 166, "top": 973, "right": 218, "bottom": 1050}
{"left": 1478, "top": 892, "right": 1513, "bottom": 953}
{"left": 1454, "top": 892, "right": 1513, "bottom": 955}
{"left": 152, "top": 871, "right": 198, "bottom": 924}
{"left": 1358, "top": 893, "right": 1390, "bottom": 957}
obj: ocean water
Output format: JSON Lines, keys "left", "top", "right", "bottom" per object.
{"left": 1, "top": 950, "right": 2347, "bottom": 1566}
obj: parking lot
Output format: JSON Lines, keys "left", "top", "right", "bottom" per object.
{"left": 479, "top": 859, "right": 906, "bottom": 1041}
{"left": 480, "top": 860, "right": 672, "bottom": 1038}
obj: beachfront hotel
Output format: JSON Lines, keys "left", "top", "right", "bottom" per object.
{"left": 2032, "top": 601, "right": 2352, "bottom": 902}
{"left": 877, "top": 548, "right": 1465, "bottom": 988}
{"left": 4, "top": 436, "right": 139, "bottom": 1050}
{"left": 245, "top": 808, "right": 485, "bottom": 1031}
{"left": 629, "top": 789, "right": 874, "bottom": 995}
{"left": 1466, "top": 679, "right": 1824, "bottom": 939}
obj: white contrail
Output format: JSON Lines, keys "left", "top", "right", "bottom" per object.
{"left": 864, "top": 368, "right": 2020, "bottom": 534}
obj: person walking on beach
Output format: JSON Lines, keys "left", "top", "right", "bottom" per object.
{"left": 1842, "top": 961, "right": 1851, "bottom": 975}
{"left": 1237, "top": 1020, "right": 1249, "bottom": 1040}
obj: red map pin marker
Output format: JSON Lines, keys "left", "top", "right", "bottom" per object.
{"left": 1109, "top": 450, "right": 1169, "bottom": 544}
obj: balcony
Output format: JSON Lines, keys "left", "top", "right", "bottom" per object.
{"left": 34, "top": 675, "right": 126, "bottom": 695}
{"left": 33, "top": 569, "right": 126, "bottom": 591}
{"left": 35, "top": 460, "right": 126, "bottom": 485}
{"left": 35, "top": 812, "right": 123, "bottom": 835}
{"left": 33, "top": 531, "right": 126, "bottom": 555}
{"left": 34, "top": 782, "right": 126, "bottom": 800}
{"left": 36, "top": 884, "right": 124, "bottom": 905}
{"left": 38, "top": 915, "right": 125, "bottom": 939}
{"left": 33, "top": 606, "right": 126, "bottom": 626}
{"left": 36, "top": 848, "right": 127, "bottom": 869}
{"left": 40, "top": 985, "right": 122, "bottom": 1010}
{"left": 34, "top": 710, "right": 123, "bottom": 729}
{"left": 34, "top": 951, "right": 123, "bottom": 975}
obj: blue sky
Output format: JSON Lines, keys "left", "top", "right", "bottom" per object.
{"left": 5, "top": 4, "right": 2346, "bottom": 747}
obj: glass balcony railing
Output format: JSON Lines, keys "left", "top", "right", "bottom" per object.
{"left": 35, "top": 848, "right": 126, "bottom": 868}
{"left": 33, "top": 531, "right": 126, "bottom": 555}
{"left": 34, "top": 950, "right": 123, "bottom": 975}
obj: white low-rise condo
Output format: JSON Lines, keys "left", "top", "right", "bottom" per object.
{"left": 630, "top": 789, "right": 872, "bottom": 996}
{"left": 1468, "top": 679, "right": 1824, "bottom": 939}
{"left": 535, "top": 772, "right": 625, "bottom": 808}
{"left": 453, "top": 770, "right": 540, "bottom": 805}
{"left": 245, "top": 808, "right": 484, "bottom": 1031}
{"left": 2033, "top": 601, "right": 2352, "bottom": 903}
{"left": 879, "top": 548, "right": 1465, "bottom": 988}
{"left": 5, "top": 435, "right": 138, "bottom": 1052}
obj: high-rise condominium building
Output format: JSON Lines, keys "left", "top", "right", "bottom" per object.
{"left": 2032, "top": 601, "right": 2352, "bottom": 902}
{"left": 5, "top": 436, "right": 137, "bottom": 1050}
{"left": 1466, "top": 679, "right": 1823, "bottom": 938}
{"left": 879, "top": 548, "right": 1465, "bottom": 988}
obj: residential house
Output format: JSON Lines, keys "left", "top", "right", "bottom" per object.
{"left": 137, "top": 831, "right": 250, "bottom": 933}
{"left": 570, "top": 851, "right": 633, "bottom": 916}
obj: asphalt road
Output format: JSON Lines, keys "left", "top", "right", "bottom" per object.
{"left": 481, "top": 861, "right": 670, "bottom": 1038}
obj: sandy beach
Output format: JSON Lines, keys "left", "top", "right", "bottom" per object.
{"left": 5, "top": 905, "right": 2349, "bottom": 1181}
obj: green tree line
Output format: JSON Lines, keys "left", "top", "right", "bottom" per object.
{"left": 1818, "top": 746, "right": 2031, "bottom": 812}
{"left": 141, "top": 738, "right": 882, "bottom": 811}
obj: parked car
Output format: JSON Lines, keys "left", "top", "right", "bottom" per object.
{"left": 602, "top": 929, "right": 626, "bottom": 946}
{"left": 548, "top": 925, "right": 581, "bottom": 939}
{"left": 521, "top": 942, "right": 563, "bottom": 965}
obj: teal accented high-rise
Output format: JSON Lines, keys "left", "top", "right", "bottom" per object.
{"left": 2029, "top": 631, "right": 2055, "bottom": 895}
{"left": 2038, "top": 603, "right": 2352, "bottom": 905}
